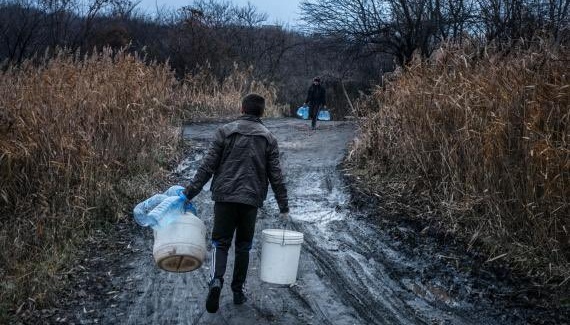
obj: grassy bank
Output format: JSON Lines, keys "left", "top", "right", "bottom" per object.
{"left": 0, "top": 48, "right": 280, "bottom": 319}
{"left": 349, "top": 43, "right": 569, "bottom": 286}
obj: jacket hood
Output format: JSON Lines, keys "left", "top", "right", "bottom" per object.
{"left": 221, "top": 115, "right": 273, "bottom": 141}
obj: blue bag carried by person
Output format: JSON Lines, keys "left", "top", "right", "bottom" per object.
{"left": 317, "top": 109, "right": 331, "bottom": 121}
{"left": 296, "top": 105, "right": 309, "bottom": 119}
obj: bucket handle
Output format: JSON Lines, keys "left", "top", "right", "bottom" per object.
{"left": 281, "top": 217, "right": 293, "bottom": 246}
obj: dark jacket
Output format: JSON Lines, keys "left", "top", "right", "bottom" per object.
{"left": 305, "top": 84, "right": 326, "bottom": 106}
{"left": 184, "top": 115, "right": 289, "bottom": 213}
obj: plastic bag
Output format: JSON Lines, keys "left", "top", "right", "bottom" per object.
{"left": 297, "top": 106, "right": 331, "bottom": 121}
{"left": 296, "top": 105, "right": 309, "bottom": 120}
{"left": 317, "top": 110, "right": 331, "bottom": 121}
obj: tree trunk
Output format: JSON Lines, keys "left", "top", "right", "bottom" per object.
{"left": 340, "top": 79, "right": 355, "bottom": 114}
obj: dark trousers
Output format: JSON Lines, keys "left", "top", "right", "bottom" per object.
{"left": 309, "top": 104, "right": 321, "bottom": 128}
{"left": 210, "top": 202, "right": 257, "bottom": 293}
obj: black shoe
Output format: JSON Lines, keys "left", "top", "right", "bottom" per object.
{"left": 233, "top": 291, "right": 247, "bottom": 305}
{"left": 206, "top": 278, "right": 222, "bottom": 313}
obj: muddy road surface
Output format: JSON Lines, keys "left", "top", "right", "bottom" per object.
{"left": 65, "top": 118, "right": 557, "bottom": 325}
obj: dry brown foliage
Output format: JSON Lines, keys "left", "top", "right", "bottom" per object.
{"left": 179, "top": 63, "right": 283, "bottom": 120}
{"left": 0, "top": 48, "right": 182, "bottom": 312}
{"left": 350, "top": 43, "right": 569, "bottom": 284}
{"left": 0, "top": 48, "right": 281, "bottom": 316}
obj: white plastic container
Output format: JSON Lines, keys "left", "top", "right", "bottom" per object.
{"left": 153, "top": 211, "right": 206, "bottom": 272}
{"left": 260, "top": 229, "right": 304, "bottom": 284}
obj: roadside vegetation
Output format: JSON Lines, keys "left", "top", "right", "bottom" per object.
{"left": 301, "top": 0, "right": 568, "bottom": 297}
{"left": 1, "top": 0, "right": 569, "bottom": 320}
{"left": 348, "top": 42, "right": 569, "bottom": 288}
{"left": 0, "top": 0, "right": 376, "bottom": 115}
{"left": 180, "top": 64, "right": 283, "bottom": 120}
{"left": 0, "top": 48, "right": 277, "bottom": 319}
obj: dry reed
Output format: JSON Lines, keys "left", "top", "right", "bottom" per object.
{"left": 0, "top": 48, "right": 279, "bottom": 317}
{"left": 179, "top": 63, "right": 283, "bottom": 120}
{"left": 0, "top": 48, "right": 182, "bottom": 314}
{"left": 350, "top": 42, "right": 569, "bottom": 284}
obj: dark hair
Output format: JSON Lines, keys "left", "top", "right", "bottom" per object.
{"left": 242, "top": 93, "right": 265, "bottom": 117}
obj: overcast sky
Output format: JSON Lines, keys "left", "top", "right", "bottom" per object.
{"left": 136, "top": 0, "right": 304, "bottom": 26}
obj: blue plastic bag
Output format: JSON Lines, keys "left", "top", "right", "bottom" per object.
{"left": 297, "top": 106, "right": 331, "bottom": 121}
{"left": 296, "top": 105, "right": 309, "bottom": 119}
{"left": 180, "top": 192, "right": 197, "bottom": 216}
{"left": 317, "top": 110, "right": 331, "bottom": 121}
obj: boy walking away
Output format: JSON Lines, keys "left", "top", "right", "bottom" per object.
{"left": 304, "top": 76, "right": 327, "bottom": 130}
{"left": 183, "top": 93, "right": 290, "bottom": 313}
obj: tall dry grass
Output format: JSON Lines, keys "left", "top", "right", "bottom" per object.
{"left": 0, "top": 48, "right": 280, "bottom": 317}
{"left": 350, "top": 43, "right": 569, "bottom": 284}
{"left": 0, "top": 48, "right": 181, "bottom": 313}
{"left": 179, "top": 63, "right": 284, "bottom": 120}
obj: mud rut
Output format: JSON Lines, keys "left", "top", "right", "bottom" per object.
{"left": 76, "top": 118, "right": 531, "bottom": 325}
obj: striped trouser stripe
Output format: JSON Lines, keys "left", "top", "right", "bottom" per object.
{"left": 210, "top": 243, "right": 216, "bottom": 281}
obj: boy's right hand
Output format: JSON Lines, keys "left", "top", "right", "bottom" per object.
{"left": 184, "top": 200, "right": 197, "bottom": 215}
{"left": 183, "top": 187, "right": 192, "bottom": 199}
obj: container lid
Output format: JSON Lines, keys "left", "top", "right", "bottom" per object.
{"left": 156, "top": 254, "right": 202, "bottom": 273}
{"left": 262, "top": 229, "right": 304, "bottom": 245}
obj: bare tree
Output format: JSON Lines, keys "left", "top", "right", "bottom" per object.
{"left": 37, "top": 0, "right": 77, "bottom": 47}
{"left": 108, "top": 0, "right": 140, "bottom": 20}
{"left": 234, "top": 1, "right": 267, "bottom": 27}
{"left": 0, "top": 0, "right": 43, "bottom": 63}
{"left": 301, "top": 0, "right": 568, "bottom": 66}
{"left": 75, "top": 0, "right": 111, "bottom": 47}
{"left": 472, "top": 0, "right": 569, "bottom": 43}
{"left": 300, "top": 0, "right": 455, "bottom": 65}
{"left": 544, "top": 0, "right": 569, "bottom": 43}
{"left": 443, "top": 0, "right": 478, "bottom": 42}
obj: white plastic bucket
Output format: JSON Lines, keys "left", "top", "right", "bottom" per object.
{"left": 260, "top": 229, "right": 304, "bottom": 284}
{"left": 153, "top": 212, "right": 206, "bottom": 272}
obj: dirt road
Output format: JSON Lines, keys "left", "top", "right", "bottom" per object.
{"left": 65, "top": 118, "right": 556, "bottom": 325}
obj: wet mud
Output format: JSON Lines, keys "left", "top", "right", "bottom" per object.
{"left": 39, "top": 118, "right": 566, "bottom": 324}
